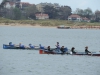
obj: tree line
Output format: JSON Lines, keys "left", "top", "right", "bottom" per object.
{"left": 0, "top": 0, "right": 100, "bottom": 22}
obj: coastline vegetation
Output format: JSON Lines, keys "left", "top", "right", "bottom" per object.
{"left": 0, "top": 17, "right": 100, "bottom": 27}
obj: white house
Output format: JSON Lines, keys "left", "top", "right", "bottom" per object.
{"left": 35, "top": 13, "right": 49, "bottom": 19}
{"left": 68, "top": 14, "right": 82, "bottom": 21}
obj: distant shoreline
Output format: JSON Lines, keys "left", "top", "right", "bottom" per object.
{"left": 0, "top": 23, "right": 100, "bottom": 29}
{"left": 0, "top": 23, "right": 56, "bottom": 28}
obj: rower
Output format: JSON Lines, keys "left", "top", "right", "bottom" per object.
{"left": 47, "top": 46, "right": 53, "bottom": 52}
{"left": 39, "top": 44, "right": 45, "bottom": 49}
{"left": 71, "top": 47, "right": 76, "bottom": 54}
{"left": 55, "top": 42, "right": 60, "bottom": 49}
{"left": 9, "top": 42, "right": 14, "bottom": 46}
{"left": 60, "top": 46, "right": 65, "bottom": 54}
{"left": 29, "top": 44, "right": 34, "bottom": 48}
{"left": 85, "top": 46, "right": 91, "bottom": 54}
{"left": 19, "top": 43, "right": 25, "bottom": 49}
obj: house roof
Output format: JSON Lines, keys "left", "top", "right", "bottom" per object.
{"left": 20, "top": 2, "right": 30, "bottom": 4}
{"left": 68, "top": 14, "right": 81, "bottom": 18}
{"left": 20, "top": 2, "right": 31, "bottom": 7}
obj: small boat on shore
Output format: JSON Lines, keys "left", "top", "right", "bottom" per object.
{"left": 39, "top": 49, "right": 100, "bottom": 56}
{"left": 57, "top": 25, "right": 70, "bottom": 29}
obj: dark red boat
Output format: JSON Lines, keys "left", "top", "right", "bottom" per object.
{"left": 39, "top": 50, "right": 100, "bottom": 56}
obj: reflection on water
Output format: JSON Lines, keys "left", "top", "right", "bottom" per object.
{"left": 0, "top": 26, "right": 100, "bottom": 51}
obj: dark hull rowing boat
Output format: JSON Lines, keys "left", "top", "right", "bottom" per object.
{"left": 57, "top": 25, "right": 70, "bottom": 29}
{"left": 39, "top": 50, "right": 100, "bottom": 56}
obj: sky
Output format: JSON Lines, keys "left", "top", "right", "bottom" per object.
{"left": 0, "top": 0, "right": 100, "bottom": 12}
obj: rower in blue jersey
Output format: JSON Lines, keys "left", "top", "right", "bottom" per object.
{"left": 29, "top": 44, "right": 34, "bottom": 48}
{"left": 39, "top": 44, "right": 45, "bottom": 49}
{"left": 19, "top": 43, "right": 25, "bottom": 49}
{"left": 9, "top": 42, "right": 14, "bottom": 46}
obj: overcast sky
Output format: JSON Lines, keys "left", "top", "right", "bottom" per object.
{"left": 0, "top": 0, "right": 99, "bottom": 12}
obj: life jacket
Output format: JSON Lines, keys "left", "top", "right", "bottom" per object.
{"left": 30, "top": 45, "right": 34, "bottom": 48}
{"left": 9, "top": 42, "right": 14, "bottom": 46}
{"left": 20, "top": 45, "right": 25, "bottom": 48}
{"left": 39, "top": 44, "right": 44, "bottom": 49}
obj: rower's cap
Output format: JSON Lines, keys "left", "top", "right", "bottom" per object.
{"left": 72, "top": 47, "right": 75, "bottom": 49}
{"left": 29, "top": 43, "right": 32, "bottom": 45}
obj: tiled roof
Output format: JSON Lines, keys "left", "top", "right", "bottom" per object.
{"left": 68, "top": 14, "right": 81, "bottom": 18}
{"left": 20, "top": 2, "right": 30, "bottom": 4}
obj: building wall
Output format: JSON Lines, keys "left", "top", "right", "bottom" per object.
{"left": 35, "top": 13, "right": 49, "bottom": 19}
{"left": 68, "top": 17, "right": 82, "bottom": 21}
{"left": 4, "top": 0, "right": 21, "bottom": 9}
{"left": 4, "top": 2, "right": 15, "bottom": 9}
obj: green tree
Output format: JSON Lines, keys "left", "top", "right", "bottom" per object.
{"left": 95, "top": 10, "right": 100, "bottom": 22}
{"left": 25, "top": 4, "right": 38, "bottom": 19}
{"left": 74, "top": 8, "right": 93, "bottom": 19}
{"left": 13, "top": 7, "right": 21, "bottom": 20}
{"left": 73, "top": 8, "right": 84, "bottom": 16}
{"left": 43, "top": 5, "right": 58, "bottom": 19}
{"left": 0, "top": 0, "right": 7, "bottom": 8}
{"left": 59, "top": 6, "right": 72, "bottom": 20}
{"left": 83, "top": 8, "right": 93, "bottom": 19}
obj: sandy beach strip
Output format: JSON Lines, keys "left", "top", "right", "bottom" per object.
{"left": 0, "top": 23, "right": 56, "bottom": 28}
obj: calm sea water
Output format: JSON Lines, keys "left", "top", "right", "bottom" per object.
{"left": 0, "top": 26, "right": 100, "bottom": 51}
{"left": 0, "top": 26, "right": 100, "bottom": 75}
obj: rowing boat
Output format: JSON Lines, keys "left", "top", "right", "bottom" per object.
{"left": 3, "top": 44, "right": 44, "bottom": 50}
{"left": 39, "top": 49, "right": 100, "bottom": 56}
{"left": 57, "top": 25, "right": 70, "bottom": 29}
{"left": 3, "top": 44, "right": 58, "bottom": 50}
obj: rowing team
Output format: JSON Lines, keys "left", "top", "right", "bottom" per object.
{"left": 47, "top": 42, "right": 91, "bottom": 54}
{"left": 9, "top": 42, "right": 91, "bottom": 54}
{"left": 9, "top": 42, "right": 40, "bottom": 48}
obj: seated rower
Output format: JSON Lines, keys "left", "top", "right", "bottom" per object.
{"left": 29, "top": 44, "right": 34, "bottom": 48}
{"left": 60, "top": 46, "right": 65, "bottom": 54}
{"left": 85, "top": 46, "right": 91, "bottom": 54}
{"left": 39, "top": 44, "right": 45, "bottom": 49}
{"left": 55, "top": 42, "right": 60, "bottom": 49}
{"left": 71, "top": 47, "right": 76, "bottom": 54}
{"left": 47, "top": 46, "right": 53, "bottom": 52}
{"left": 19, "top": 43, "right": 26, "bottom": 48}
{"left": 9, "top": 42, "right": 14, "bottom": 46}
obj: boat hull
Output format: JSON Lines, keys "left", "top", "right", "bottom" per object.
{"left": 3, "top": 44, "right": 40, "bottom": 50}
{"left": 39, "top": 50, "right": 100, "bottom": 56}
{"left": 57, "top": 27, "right": 70, "bottom": 29}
